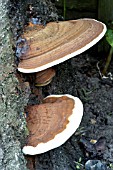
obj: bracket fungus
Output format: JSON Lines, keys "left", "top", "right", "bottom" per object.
{"left": 18, "top": 18, "right": 106, "bottom": 73}
{"left": 23, "top": 94, "right": 83, "bottom": 155}
{"left": 35, "top": 67, "right": 56, "bottom": 86}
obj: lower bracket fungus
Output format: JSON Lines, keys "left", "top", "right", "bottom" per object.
{"left": 23, "top": 94, "right": 83, "bottom": 155}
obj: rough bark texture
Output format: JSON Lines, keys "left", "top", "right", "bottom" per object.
{"left": 0, "top": 0, "right": 58, "bottom": 169}
{"left": 0, "top": 0, "right": 29, "bottom": 169}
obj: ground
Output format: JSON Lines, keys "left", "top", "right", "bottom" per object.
{"left": 24, "top": 46, "right": 113, "bottom": 170}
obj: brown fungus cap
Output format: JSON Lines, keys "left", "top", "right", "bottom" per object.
{"left": 22, "top": 94, "right": 83, "bottom": 155}
{"left": 18, "top": 18, "right": 106, "bottom": 73}
{"left": 35, "top": 67, "right": 56, "bottom": 86}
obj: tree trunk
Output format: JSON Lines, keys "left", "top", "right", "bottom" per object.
{"left": 0, "top": 0, "right": 58, "bottom": 169}
{"left": 0, "top": 0, "right": 29, "bottom": 169}
{"left": 0, "top": 0, "right": 31, "bottom": 170}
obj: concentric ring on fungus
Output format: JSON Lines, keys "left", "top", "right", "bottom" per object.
{"left": 18, "top": 18, "right": 106, "bottom": 73}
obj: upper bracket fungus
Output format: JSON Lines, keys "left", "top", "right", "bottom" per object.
{"left": 18, "top": 18, "right": 106, "bottom": 73}
{"left": 23, "top": 94, "right": 83, "bottom": 155}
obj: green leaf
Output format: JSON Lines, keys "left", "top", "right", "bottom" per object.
{"left": 106, "top": 29, "right": 113, "bottom": 47}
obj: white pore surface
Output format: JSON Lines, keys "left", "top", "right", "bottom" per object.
{"left": 22, "top": 94, "right": 83, "bottom": 155}
{"left": 18, "top": 19, "right": 107, "bottom": 73}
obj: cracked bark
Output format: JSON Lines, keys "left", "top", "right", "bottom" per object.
{"left": 0, "top": 0, "right": 58, "bottom": 169}
{"left": 0, "top": 1, "right": 30, "bottom": 169}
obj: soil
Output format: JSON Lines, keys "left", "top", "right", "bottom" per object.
{"left": 25, "top": 47, "right": 113, "bottom": 170}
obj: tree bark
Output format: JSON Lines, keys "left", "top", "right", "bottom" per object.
{"left": 0, "top": 0, "right": 58, "bottom": 169}
{"left": 0, "top": 1, "right": 30, "bottom": 169}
